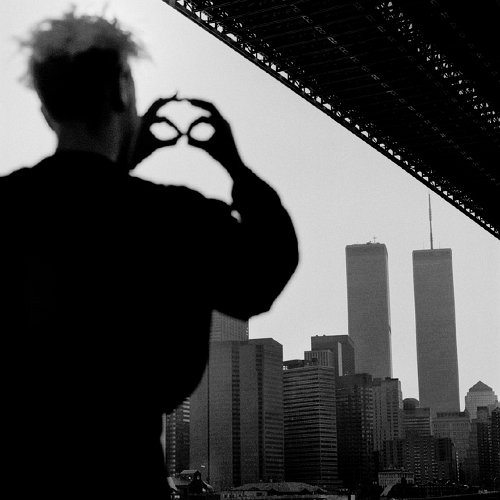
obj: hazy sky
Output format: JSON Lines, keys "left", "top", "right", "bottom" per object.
{"left": 1, "top": 0, "right": 499, "bottom": 405}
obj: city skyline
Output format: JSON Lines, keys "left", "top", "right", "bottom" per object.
{"left": 1, "top": 1, "right": 499, "bottom": 405}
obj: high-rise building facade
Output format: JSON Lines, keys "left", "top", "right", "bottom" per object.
{"left": 309, "top": 334, "right": 355, "bottom": 377}
{"left": 433, "top": 411, "right": 471, "bottom": 482}
{"left": 165, "top": 311, "right": 248, "bottom": 478}
{"left": 467, "top": 406, "right": 497, "bottom": 488}
{"left": 164, "top": 399, "right": 190, "bottom": 475}
{"left": 402, "top": 399, "right": 432, "bottom": 438}
{"left": 412, "top": 249, "right": 460, "bottom": 415}
{"left": 283, "top": 361, "right": 339, "bottom": 491}
{"left": 304, "top": 349, "right": 335, "bottom": 369}
{"left": 382, "top": 436, "right": 455, "bottom": 484}
{"left": 465, "top": 381, "right": 499, "bottom": 420}
{"left": 372, "top": 378, "right": 403, "bottom": 453}
{"left": 345, "top": 243, "right": 392, "bottom": 379}
{"left": 210, "top": 311, "right": 249, "bottom": 342}
{"left": 336, "top": 373, "right": 375, "bottom": 488}
{"left": 190, "top": 338, "right": 284, "bottom": 491}
{"left": 491, "top": 408, "right": 500, "bottom": 488}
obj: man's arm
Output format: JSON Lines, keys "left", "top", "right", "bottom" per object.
{"left": 130, "top": 96, "right": 299, "bottom": 319}
{"left": 210, "top": 165, "right": 299, "bottom": 319}
{"left": 186, "top": 99, "right": 299, "bottom": 319}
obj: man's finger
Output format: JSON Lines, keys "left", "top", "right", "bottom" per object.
{"left": 187, "top": 135, "right": 206, "bottom": 150}
{"left": 186, "top": 117, "right": 213, "bottom": 150}
{"left": 144, "top": 93, "right": 179, "bottom": 119}
{"left": 186, "top": 116, "right": 213, "bottom": 135}
{"left": 156, "top": 134, "right": 182, "bottom": 147}
{"left": 184, "top": 98, "right": 222, "bottom": 120}
{"left": 151, "top": 116, "right": 182, "bottom": 134}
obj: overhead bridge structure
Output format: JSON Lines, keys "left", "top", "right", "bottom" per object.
{"left": 163, "top": 0, "right": 500, "bottom": 238}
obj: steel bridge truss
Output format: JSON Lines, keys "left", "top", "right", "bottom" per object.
{"left": 164, "top": 0, "right": 499, "bottom": 238}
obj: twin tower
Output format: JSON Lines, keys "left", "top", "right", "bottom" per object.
{"left": 346, "top": 242, "right": 460, "bottom": 415}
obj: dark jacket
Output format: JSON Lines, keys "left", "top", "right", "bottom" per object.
{"left": 0, "top": 151, "right": 298, "bottom": 497}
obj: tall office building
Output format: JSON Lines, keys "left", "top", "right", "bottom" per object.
{"left": 190, "top": 338, "right": 284, "bottom": 491}
{"left": 413, "top": 248, "right": 460, "bottom": 414}
{"left": 164, "top": 399, "right": 190, "bottom": 475}
{"left": 433, "top": 411, "right": 471, "bottom": 481}
{"left": 210, "top": 310, "right": 249, "bottom": 342}
{"left": 336, "top": 373, "right": 375, "bottom": 488}
{"left": 372, "top": 378, "right": 403, "bottom": 453}
{"left": 465, "top": 381, "right": 499, "bottom": 419}
{"left": 491, "top": 408, "right": 500, "bottom": 488}
{"left": 467, "top": 406, "right": 497, "bottom": 488}
{"left": 283, "top": 360, "right": 339, "bottom": 490}
{"left": 309, "top": 334, "right": 355, "bottom": 377}
{"left": 345, "top": 243, "right": 392, "bottom": 379}
{"left": 163, "top": 312, "right": 248, "bottom": 477}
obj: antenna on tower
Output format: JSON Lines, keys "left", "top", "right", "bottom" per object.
{"left": 428, "top": 192, "right": 434, "bottom": 250}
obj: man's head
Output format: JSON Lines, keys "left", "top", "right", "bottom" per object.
{"left": 21, "top": 9, "right": 144, "bottom": 149}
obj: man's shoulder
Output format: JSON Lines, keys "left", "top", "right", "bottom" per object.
{"left": 127, "top": 175, "right": 228, "bottom": 212}
{"left": 0, "top": 167, "right": 33, "bottom": 199}
{"left": 128, "top": 175, "right": 202, "bottom": 198}
{"left": 0, "top": 166, "right": 32, "bottom": 182}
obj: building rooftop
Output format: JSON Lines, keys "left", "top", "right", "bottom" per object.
{"left": 233, "top": 482, "right": 327, "bottom": 494}
{"left": 469, "top": 381, "right": 493, "bottom": 392}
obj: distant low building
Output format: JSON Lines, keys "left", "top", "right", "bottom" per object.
{"left": 309, "top": 334, "right": 355, "bottom": 377}
{"left": 378, "top": 469, "right": 415, "bottom": 488}
{"left": 170, "top": 470, "right": 216, "bottom": 499}
{"left": 382, "top": 436, "right": 455, "bottom": 485}
{"left": 382, "top": 482, "right": 480, "bottom": 499}
{"left": 221, "top": 482, "right": 331, "bottom": 500}
{"left": 402, "top": 398, "right": 432, "bottom": 438}
{"left": 465, "top": 381, "right": 499, "bottom": 420}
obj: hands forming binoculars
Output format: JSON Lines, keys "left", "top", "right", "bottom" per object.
{"left": 133, "top": 94, "right": 243, "bottom": 173}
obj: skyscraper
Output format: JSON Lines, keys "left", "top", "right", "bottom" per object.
{"left": 190, "top": 338, "right": 284, "bottom": 490}
{"left": 433, "top": 411, "right": 471, "bottom": 481}
{"left": 309, "top": 334, "right": 355, "bottom": 377}
{"left": 164, "top": 311, "right": 248, "bottom": 479}
{"left": 465, "top": 381, "right": 499, "bottom": 419}
{"left": 491, "top": 408, "right": 500, "bottom": 488}
{"left": 283, "top": 360, "right": 339, "bottom": 490}
{"left": 372, "top": 378, "right": 403, "bottom": 453}
{"left": 468, "top": 407, "right": 496, "bottom": 488}
{"left": 210, "top": 310, "right": 249, "bottom": 342}
{"left": 345, "top": 243, "right": 392, "bottom": 379}
{"left": 413, "top": 248, "right": 460, "bottom": 414}
{"left": 164, "top": 399, "right": 190, "bottom": 475}
{"left": 336, "top": 373, "right": 375, "bottom": 488}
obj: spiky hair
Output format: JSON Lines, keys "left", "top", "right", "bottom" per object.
{"left": 21, "top": 8, "right": 145, "bottom": 87}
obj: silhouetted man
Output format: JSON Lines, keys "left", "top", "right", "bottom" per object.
{"left": 1, "top": 11, "right": 298, "bottom": 499}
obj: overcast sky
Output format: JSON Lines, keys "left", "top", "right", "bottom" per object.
{"left": 1, "top": 0, "right": 499, "bottom": 405}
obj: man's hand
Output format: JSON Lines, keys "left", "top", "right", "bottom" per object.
{"left": 185, "top": 98, "right": 246, "bottom": 178}
{"left": 129, "top": 95, "right": 182, "bottom": 169}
